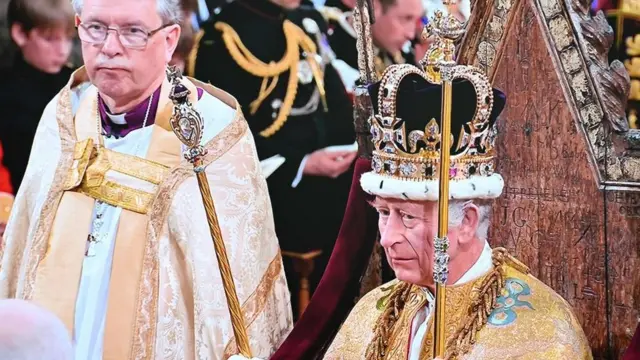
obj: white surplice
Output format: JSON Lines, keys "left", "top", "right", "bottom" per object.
{"left": 71, "top": 87, "right": 240, "bottom": 360}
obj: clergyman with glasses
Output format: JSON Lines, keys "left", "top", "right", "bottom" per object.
{"left": 0, "top": 0, "right": 293, "bottom": 359}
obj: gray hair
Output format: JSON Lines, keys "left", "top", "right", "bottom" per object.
{"left": 71, "top": 0, "right": 183, "bottom": 24}
{"left": 0, "top": 299, "right": 73, "bottom": 360}
{"left": 448, "top": 200, "right": 491, "bottom": 240}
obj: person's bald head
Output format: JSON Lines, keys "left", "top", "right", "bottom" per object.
{"left": 0, "top": 299, "right": 73, "bottom": 360}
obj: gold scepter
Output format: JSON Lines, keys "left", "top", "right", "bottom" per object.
{"left": 166, "top": 67, "right": 252, "bottom": 358}
{"left": 353, "top": 0, "right": 378, "bottom": 158}
{"left": 420, "top": 5, "right": 466, "bottom": 358}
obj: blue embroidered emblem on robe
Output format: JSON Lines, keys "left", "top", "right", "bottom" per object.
{"left": 488, "top": 278, "right": 534, "bottom": 326}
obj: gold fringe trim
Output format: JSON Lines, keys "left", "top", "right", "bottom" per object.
{"left": 444, "top": 249, "right": 507, "bottom": 359}
{"left": 364, "top": 282, "right": 412, "bottom": 360}
{"left": 365, "top": 249, "right": 512, "bottom": 360}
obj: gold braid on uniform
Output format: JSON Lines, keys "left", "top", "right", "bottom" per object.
{"left": 364, "top": 281, "right": 412, "bottom": 360}
{"left": 215, "top": 20, "right": 326, "bottom": 137}
{"left": 186, "top": 29, "right": 205, "bottom": 78}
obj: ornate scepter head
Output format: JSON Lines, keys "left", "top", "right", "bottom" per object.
{"left": 420, "top": 2, "right": 466, "bottom": 84}
{"left": 166, "top": 66, "right": 208, "bottom": 169}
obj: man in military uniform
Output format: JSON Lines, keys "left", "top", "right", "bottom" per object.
{"left": 191, "top": 0, "right": 357, "bottom": 302}
{"left": 324, "top": 61, "right": 592, "bottom": 359}
{"left": 319, "top": 0, "right": 423, "bottom": 91}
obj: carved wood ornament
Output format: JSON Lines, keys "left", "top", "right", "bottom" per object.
{"left": 460, "top": 0, "right": 640, "bottom": 189}
{"left": 459, "top": 0, "right": 640, "bottom": 358}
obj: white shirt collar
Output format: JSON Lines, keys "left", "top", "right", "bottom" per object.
{"left": 106, "top": 112, "right": 127, "bottom": 125}
{"left": 420, "top": 240, "right": 493, "bottom": 298}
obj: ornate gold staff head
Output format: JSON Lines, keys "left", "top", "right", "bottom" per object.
{"left": 166, "top": 66, "right": 208, "bottom": 166}
{"left": 420, "top": 7, "right": 466, "bottom": 84}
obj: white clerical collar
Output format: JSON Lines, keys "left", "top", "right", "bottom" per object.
{"left": 106, "top": 112, "right": 127, "bottom": 125}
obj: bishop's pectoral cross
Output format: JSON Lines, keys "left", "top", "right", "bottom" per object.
{"left": 85, "top": 200, "right": 108, "bottom": 257}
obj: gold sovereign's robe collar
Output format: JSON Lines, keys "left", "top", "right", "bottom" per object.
{"left": 325, "top": 248, "right": 592, "bottom": 360}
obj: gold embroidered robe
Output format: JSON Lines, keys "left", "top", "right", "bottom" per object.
{"left": 325, "top": 248, "right": 592, "bottom": 360}
{"left": 0, "top": 67, "right": 293, "bottom": 359}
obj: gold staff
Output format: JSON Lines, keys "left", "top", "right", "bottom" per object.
{"left": 420, "top": 4, "right": 466, "bottom": 358}
{"left": 353, "top": 0, "right": 378, "bottom": 157}
{"left": 166, "top": 67, "right": 252, "bottom": 358}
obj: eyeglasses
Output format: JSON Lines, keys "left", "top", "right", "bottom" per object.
{"left": 77, "top": 22, "right": 173, "bottom": 49}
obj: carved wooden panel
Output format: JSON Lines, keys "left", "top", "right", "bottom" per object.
{"left": 463, "top": 0, "right": 639, "bottom": 190}
{"left": 461, "top": 0, "right": 639, "bottom": 358}
{"left": 487, "top": 1, "right": 609, "bottom": 355}
{"left": 605, "top": 192, "right": 640, "bottom": 359}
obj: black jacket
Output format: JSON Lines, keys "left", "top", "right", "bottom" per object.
{"left": 0, "top": 57, "right": 72, "bottom": 194}
{"left": 193, "top": 0, "right": 354, "bottom": 255}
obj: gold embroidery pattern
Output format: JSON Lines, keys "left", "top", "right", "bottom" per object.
{"left": 132, "top": 166, "right": 190, "bottom": 360}
{"left": 364, "top": 282, "right": 413, "bottom": 359}
{"left": 443, "top": 250, "right": 506, "bottom": 359}
{"left": 22, "top": 86, "right": 76, "bottom": 299}
{"left": 324, "top": 283, "right": 393, "bottom": 358}
{"left": 67, "top": 146, "right": 170, "bottom": 214}
{"left": 201, "top": 109, "right": 249, "bottom": 166}
{"left": 132, "top": 114, "right": 248, "bottom": 360}
{"left": 78, "top": 180, "right": 155, "bottom": 214}
{"left": 418, "top": 253, "right": 505, "bottom": 360}
{"left": 326, "top": 249, "right": 592, "bottom": 360}
{"left": 101, "top": 149, "right": 169, "bottom": 185}
{"left": 385, "top": 287, "right": 427, "bottom": 359}
{"left": 64, "top": 138, "right": 94, "bottom": 190}
{"left": 365, "top": 249, "right": 508, "bottom": 360}
{"left": 222, "top": 252, "right": 284, "bottom": 357}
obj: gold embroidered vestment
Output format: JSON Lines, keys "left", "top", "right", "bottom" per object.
{"left": 0, "top": 67, "right": 293, "bottom": 359}
{"left": 324, "top": 248, "right": 592, "bottom": 360}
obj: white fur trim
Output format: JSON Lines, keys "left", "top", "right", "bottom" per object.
{"left": 359, "top": 171, "right": 504, "bottom": 201}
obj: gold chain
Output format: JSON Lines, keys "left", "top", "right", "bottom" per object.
{"left": 215, "top": 20, "right": 325, "bottom": 137}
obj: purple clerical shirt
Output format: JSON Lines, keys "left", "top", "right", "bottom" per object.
{"left": 98, "top": 86, "right": 204, "bottom": 138}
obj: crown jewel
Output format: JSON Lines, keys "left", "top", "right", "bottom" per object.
{"left": 368, "top": 11, "right": 498, "bottom": 183}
